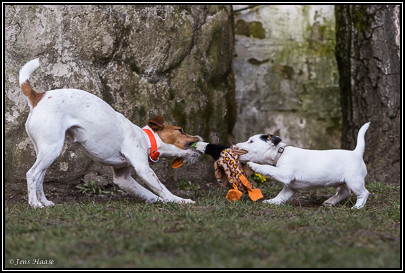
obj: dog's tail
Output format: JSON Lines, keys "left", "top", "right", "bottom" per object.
{"left": 353, "top": 122, "right": 370, "bottom": 157}
{"left": 19, "top": 58, "right": 44, "bottom": 109}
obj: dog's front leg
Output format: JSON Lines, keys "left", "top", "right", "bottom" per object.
{"left": 248, "top": 162, "right": 296, "bottom": 205}
{"left": 263, "top": 185, "right": 296, "bottom": 205}
{"left": 132, "top": 163, "right": 195, "bottom": 204}
{"left": 112, "top": 166, "right": 160, "bottom": 203}
{"left": 247, "top": 162, "right": 292, "bottom": 184}
{"left": 121, "top": 143, "right": 194, "bottom": 204}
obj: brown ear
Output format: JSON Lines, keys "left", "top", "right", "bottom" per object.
{"left": 147, "top": 116, "right": 165, "bottom": 131}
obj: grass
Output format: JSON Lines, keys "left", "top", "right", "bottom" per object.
{"left": 4, "top": 181, "right": 401, "bottom": 269}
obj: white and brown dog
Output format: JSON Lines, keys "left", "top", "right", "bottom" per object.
{"left": 19, "top": 58, "right": 201, "bottom": 208}
{"left": 236, "top": 123, "right": 370, "bottom": 209}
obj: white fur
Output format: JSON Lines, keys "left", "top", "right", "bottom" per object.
{"left": 20, "top": 59, "right": 200, "bottom": 208}
{"left": 19, "top": 58, "right": 40, "bottom": 86}
{"left": 237, "top": 123, "right": 370, "bottom": 209}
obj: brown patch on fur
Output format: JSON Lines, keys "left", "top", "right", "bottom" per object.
{"left": 21, "top": 81, "right": 44, "bottom": 108}
{"left": 157, "top": 124, "right": 200, "bottom": 149}
{"left": 147, "top": 116, "right": 165, "bottom": 131}
{"left": 147, "top": 116, "right": 200, "bottom": 149}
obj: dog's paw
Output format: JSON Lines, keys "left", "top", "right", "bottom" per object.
{"left": 146, "top": 197, "right": 163, "bottom": 204}
{"left": 263, "top": 198, "right": 283, "bottom": 205}
{"left": 322, "top": 200, "right": 335, "bottom": 207}
{"left": 41, "top": 200, "right": 55, "bottom": 207}
{"left": 42, "top": 200, "right": 55, "bottom": 207}
{"left": 166, "top": 197, "right": 195, "bottom": 204}
{"left": 29, "top": 201, "right": 44, "bottom": 209}
{"left": 247, "top": 162, "right": 261, "bottom": 172}
{"left": 174, "top": 198, "right": 195, "bottom": 204}
{"left": 351, "top": 204, "right": 365, "bottom": 210}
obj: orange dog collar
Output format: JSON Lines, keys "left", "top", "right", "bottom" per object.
{"left": 143, "top": 128, "right": 160, "bottom": 163}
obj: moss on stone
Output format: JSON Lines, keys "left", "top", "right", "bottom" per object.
{"left": 235, "top": 6, "right": 341, "bottom": 149}
{"left": 129, "top": 62, "right": 141, "bottom": 74}
{"left": 307, "top": 15, "right": 336, "bottom": 58}
{"left": 224, "top": 75, "right": 236, "bottom": 143}
{"left": 271, "top": 65, "right": 295, "bottom": 80}
{"left": 98, "top": 75, "right": 114, "bottom": 106}
{"left": 235, "top": 20, "right": 265, "bottom": 39}
{"left": 172, "top": 100, "right": 187, "bottom": 129}
{"left": 168, "top": 88, "right": 175, "bottom": 101}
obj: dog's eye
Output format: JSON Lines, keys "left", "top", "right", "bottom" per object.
{"left": 249, "top": 140, "right": 254, "bottom": 144}
{"left": 177, "top": 129, "right": 184, "bottom": 134}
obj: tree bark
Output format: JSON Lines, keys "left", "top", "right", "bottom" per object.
{"left": 335, "top": 5, "right": 400, "bottom": 184}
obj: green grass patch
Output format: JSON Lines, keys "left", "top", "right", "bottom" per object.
{"left": 4, "top": 182, "right": 400, "bottom": 268}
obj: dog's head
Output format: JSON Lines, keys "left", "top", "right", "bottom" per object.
{"left": 147, "top": 116, "right": 202, "bottom": 164}
{"left": 236, "top": 134, "right": 282, "bottom": 164}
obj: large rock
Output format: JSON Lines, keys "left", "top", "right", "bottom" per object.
{"left": 232, "top": 5, "right": 341, "bottom": 149}
{"left": 5, "top": 5, "right": 235, "bottom": 191}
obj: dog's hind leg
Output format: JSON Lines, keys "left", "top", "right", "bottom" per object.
{"left": 112, "top": 166, "right": 160, "bottom": 203}
{"left": 35, "top": 169, "right": 55, "bottom": 207}
{"left": 26, "top": 140, "right": 64, "bottom": 208}
{"left": 345, "top": 176, "right": 369, "bottom": 209}
{"left": 323, "top": 184, "right": 351, "bottom": 207}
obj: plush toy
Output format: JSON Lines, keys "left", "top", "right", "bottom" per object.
{"left": 192, "top": 142, "right": 263, "bottom": 202}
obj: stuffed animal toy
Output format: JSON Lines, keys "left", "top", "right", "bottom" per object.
{"left": 191, "top": 142, "right": 263, "bottom": 202}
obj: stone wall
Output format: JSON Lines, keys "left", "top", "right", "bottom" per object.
{"left": 5, "top": 5, "right": 235, "bottom": 189}
{"left": 232, "top": 5, "right": 341, "bottom": 149}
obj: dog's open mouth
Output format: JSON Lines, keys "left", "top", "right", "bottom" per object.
{"left": 171, "top": 142, "right": 201, "bottom": 169}
{"left": 188, "top": 141, "right": 199, "bottom": 149}
{"left": 171, "top": 153, "right": 199, "bottom": 169}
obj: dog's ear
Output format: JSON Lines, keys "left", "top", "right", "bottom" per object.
{"left": 270, "top": 134, "right": 282, "bottom": 146}
{"left": 260, "top": 134, "right": 270, "bottom": 142}
{"left": 261, "top": 134, "right": 282, "bottom": 146}
{"left": 147, "top": 116, "right": 165, "bottom": 131}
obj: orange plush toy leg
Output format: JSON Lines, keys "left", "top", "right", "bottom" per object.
{"left": 239, "top": 175, "right": 263, "bottom": 201}
{"left": 226, "top": 184, "right": 243, "bottom": 201}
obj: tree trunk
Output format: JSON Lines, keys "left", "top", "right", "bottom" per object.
{"left": 335, "top": 5, "right": 400, "bottom": 184}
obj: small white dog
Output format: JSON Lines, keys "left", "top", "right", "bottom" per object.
{"left": 19, "top": 58, "right": 201, "bottom": 208}
{"left": 236, "top": 123, "right": 370, "bottom": 209}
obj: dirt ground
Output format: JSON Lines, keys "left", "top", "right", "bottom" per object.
{"left": 4, "top": 177, "right": 219, "bottom": 207}
{"left": 5, "top": 177, "right": 328, "bottom": 208}
{"left": 5, "top": 178, "right": 139, "bottom": 206}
